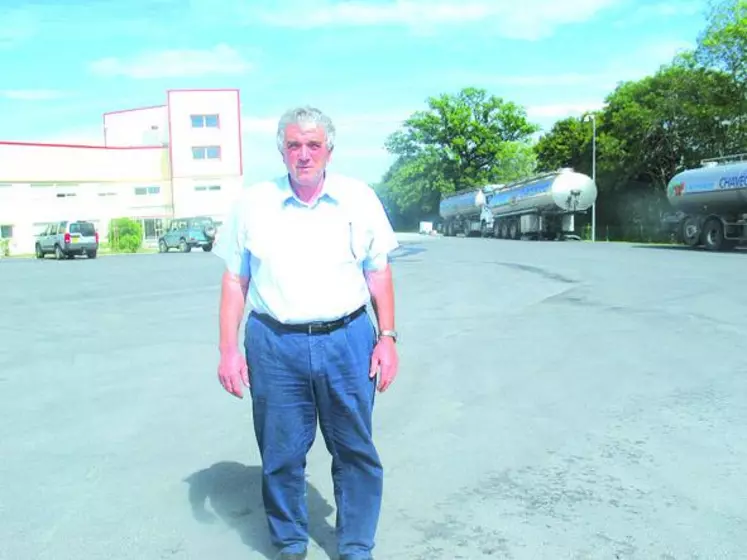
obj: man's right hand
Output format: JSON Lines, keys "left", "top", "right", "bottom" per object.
{"left": 217, "top": 347, "right": 250, "bottom": 398}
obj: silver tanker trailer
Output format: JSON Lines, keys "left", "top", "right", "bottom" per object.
{"left": 438, "top": 168, "right": 597, "bottom": 240}
{"left": 437, "top": 184, "right": 501, "bottom": 237}
{"left": 663, "top": 154, "right": 747, "bottom": 251}
{"left": 480, "top": 168, "right": 597, "bottom": 240}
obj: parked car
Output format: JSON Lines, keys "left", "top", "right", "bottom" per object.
{"left": 35, "top": 220, "right": 99, "bottom": 259}
{"left": 158, "top": 216, "right": 216, "bottom": 253}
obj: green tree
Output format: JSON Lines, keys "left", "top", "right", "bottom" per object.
{"left": 108, "top": 217, "right": 143, "bottom": 253}
{"left": 532, "top": 61, "right": 745, "bottom": 240}
{"left": 695, "top": 0, "right": 747, "bottom": 83}
{"left": 533, "top": 116, "right": 593, "bottom": 173}
{"left": 386, "top": 87, "right": 539, "bottom": 190}
{"left": 602, "top": 63, "right": 744, "bottom": 190}
{"left": 379, "top": 86, "right": 540, "bottom": 222}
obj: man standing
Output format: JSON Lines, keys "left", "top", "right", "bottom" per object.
{"left": 213, "top": 106, "right": 400, "bottom": 560}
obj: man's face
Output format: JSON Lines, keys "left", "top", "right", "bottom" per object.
{"left": 281, "top": 123, "right": 333, "bottom": 188}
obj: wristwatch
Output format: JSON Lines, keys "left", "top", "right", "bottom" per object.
{"left": 379, "top": 329, "right": 398, "bottom": 343}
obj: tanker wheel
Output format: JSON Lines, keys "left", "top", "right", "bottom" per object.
{"left": 509, "top": 220, "right": 519, "bottom": 240}
{"left": 702, "top": 217, "right": 725, "bottom": 251}
{"left": 680, "top": 216, "right": 701, "bottom": 247}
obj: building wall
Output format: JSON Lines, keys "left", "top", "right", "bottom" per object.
{"left": 0, "top": 142, "right": 170, "bottom": 183}
{"left": 167, "top": 89, "right": 243, "bottom": 179}
{"left": 0, "top": 179, "right": 174, "bottom": 255}
{"left": 104, "top": 105, "right": 169, "bottom": 147}
{"left": 172, "top": 176, "right": 242, "bottom": 220}
{"left": 0, "top": 88, "right": 243, "bottom": 257}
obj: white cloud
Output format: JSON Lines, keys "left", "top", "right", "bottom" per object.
{"left": 477, "top": 38, "right": 695, "bottom": 99}
{"left": 0, "top": 89, "right": 67, "bottom": 101}
{"left": 89, "top": 44, "right": 252, "bottom": 79}
{"left": 250, "top": 0, "right": 620, "bottom": 40}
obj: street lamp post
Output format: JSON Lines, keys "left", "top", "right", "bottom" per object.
{"left": 583, "top": 113, "right": 597, "bottom": 242}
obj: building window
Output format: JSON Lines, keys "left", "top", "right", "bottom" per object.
{"left": 194, "top": 185, "right": 221, "bottom": 191}
{"left": 0, "top": 225, "right": 12, "bottom": 239}
{"left": 191, "top": 114, "right": 219, "bottom": 128}
{"left": 134, "top": 186, "right": 161, "bottom": 195}
{"left": 139, "top": 218, "right": 165, "bottom": 240}
{"left": 192, "top": 145, "right": 221, "bottom": 160}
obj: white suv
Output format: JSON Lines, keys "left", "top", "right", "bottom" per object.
{"left": 35, "top": 220, "right": 99, "bottom": 260}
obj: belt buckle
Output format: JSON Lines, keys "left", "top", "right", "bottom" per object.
{"left": 307, "top": 321, "right": 327, "bottom": 335}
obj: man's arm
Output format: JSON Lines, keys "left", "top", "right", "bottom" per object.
{"left": 365, "top": 264, "right": 395, "bottom": 334}
{"left": 360, "top": 186, "right": 399, "bottom": 337}
{"left": 219, "top": 270, "right": 250, "bottom": 353}
{"left": 364, "top": 256, "right": 398, "bottom": 391}
{"left": 358, "top": 185, "right": 400, "bottom": 390}
{"left": 212, "top": 192, "right": 254, "bottom": 397}
{"left": 213, "top": 194, "right": 252, "bottom": 352}
{"left": 214, "top": 235, "right": 252, "bottom": 396}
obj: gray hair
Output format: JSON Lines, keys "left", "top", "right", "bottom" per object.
{"left": 276, "top": 106, "right": 336, "bottom": 151}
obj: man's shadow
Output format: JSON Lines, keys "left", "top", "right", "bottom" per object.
{"left": 184, "top": 461, "right": 337, "bottom": 558}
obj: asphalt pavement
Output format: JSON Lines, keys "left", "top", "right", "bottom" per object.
{"left": 1, "top": 235, "right": 745, "bottom": 559}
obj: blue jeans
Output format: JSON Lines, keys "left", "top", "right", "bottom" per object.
{"left": 244, "top": 309, "right": 382, "bottom": 559}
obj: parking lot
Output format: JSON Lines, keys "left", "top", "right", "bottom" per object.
{"left": 1, "top": 235, "right": 746, "bottom": 559}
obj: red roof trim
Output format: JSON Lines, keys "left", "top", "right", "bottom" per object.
{"left": 0, "top": 140, "right": 165, "bottom": 150}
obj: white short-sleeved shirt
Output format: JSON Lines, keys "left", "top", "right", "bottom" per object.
{"left": 213, "top": 172, "right": 399, "bottom": 324}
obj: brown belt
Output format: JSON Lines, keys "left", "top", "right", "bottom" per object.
{"left": 252, "top": 305, "right": 367, "bottom": 334}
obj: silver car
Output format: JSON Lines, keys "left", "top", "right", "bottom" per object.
{"left": 35, "top": 220, "right": 99, "bottom": 260}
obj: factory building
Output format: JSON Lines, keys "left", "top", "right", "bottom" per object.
{"left": 0, "top": 88, "right": 243, "bottom": 256}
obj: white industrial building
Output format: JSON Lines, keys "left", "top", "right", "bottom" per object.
{"left": 0, "top": 88, "right": 243, "bottom": 256}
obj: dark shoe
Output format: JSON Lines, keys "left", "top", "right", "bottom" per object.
{"left": 275, "top": 550, "right": 307, "bottom": 560}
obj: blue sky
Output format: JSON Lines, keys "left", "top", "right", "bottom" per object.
{"left": 0, "top": 0, "right": 710, "bottom": 185}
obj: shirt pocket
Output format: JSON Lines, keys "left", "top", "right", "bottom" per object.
{"left": 313, "top": 216, "right": 360, "bottom": 265}
{"left": 348, "top": 220, "right": 373, "bottom": 264}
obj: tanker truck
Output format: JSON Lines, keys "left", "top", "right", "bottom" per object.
{"left": 438, "top": 184, "right": 501, "bottom": 237}
{"left": 482, "top": 168, "right": 597, "bottom": 240}
{"left": 663, "top": 154, "right": 747, "bottom": 251}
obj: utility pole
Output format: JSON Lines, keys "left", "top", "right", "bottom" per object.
{"left": 583, "top": 112, "right": 597, "bottom": 242}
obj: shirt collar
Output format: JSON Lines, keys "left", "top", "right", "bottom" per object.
{"left": 279, "top": 171, "right": 341, "bottom": 207}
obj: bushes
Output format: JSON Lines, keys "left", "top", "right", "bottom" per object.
{"left": 108, "top": 218, "right": 143, "bottom": 253}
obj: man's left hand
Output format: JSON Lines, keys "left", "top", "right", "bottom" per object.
{"left": 370, "top": 336, "right": 399, "bottom": 392}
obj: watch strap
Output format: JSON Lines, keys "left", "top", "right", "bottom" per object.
{"left": 379, "top": 329, "right": 398, "bottom": 342}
